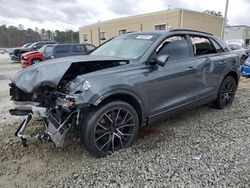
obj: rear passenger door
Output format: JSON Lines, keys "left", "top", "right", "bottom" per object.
{"left": 188, "top": 35, "right": 227, "bottom": 95}
{"left": 54, "top": 45, "right": 72, "bottom": 58}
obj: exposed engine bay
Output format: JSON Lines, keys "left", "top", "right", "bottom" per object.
{"left": 9, "top": 58, "right": 129, "bottom": 148}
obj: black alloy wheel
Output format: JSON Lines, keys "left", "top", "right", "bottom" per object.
{"left": 214, "top": 76, "right": 237, "bottom": 109}
{"left": 81, "top": 101, "right": 139, "bottom": 157}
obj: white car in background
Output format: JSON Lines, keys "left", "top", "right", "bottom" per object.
{"left": 226, "top": 39, "right": 247, "bottom": 64}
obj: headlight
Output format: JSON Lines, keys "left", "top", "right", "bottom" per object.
{"left": 82, "top": 80, "right": 91, "bottom": 91}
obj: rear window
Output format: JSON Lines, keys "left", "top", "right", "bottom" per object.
{"left": 54, "top": 45, "right": 71, "bottom": 53}
{"left": 72, "top": 45, "right": 86, "bottom": 53}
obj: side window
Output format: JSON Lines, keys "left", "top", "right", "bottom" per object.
{"left": 85, "top": 45, "right": 95, "bottom": 52}
{"left": 190, "top": 36, "right": 216, "bottom": 56}
{"left": 45, "top": 46, "right": 54, "bottom": 55}
{"left": 83, "top": 34, "right": 88, "bottom": 42}
{"left": 155, "top": 24, "right": 166, "bottom": 30}
{"left": 72, "top": 45, "right": 86, "bottom": 53}
{"left": 210, "top": 38, "right": 224, "bottom": 53}
{"left": 54, "top": 45, "right": 71, "bottom": 53}
{"left": 157, "top": 35, "right": 190, "bottom": 61}
{"left": 35, "top": 43, "right": 44, "bottom": 49}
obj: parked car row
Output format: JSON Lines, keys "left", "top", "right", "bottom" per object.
{"left": 21, "top": 43, "right": 96, "bottom": 68}
{"left": 9, "top": 41, "right": 56, "bottom": 61}
{"left": 8, "top": 41, "right": 96, "bottom": 68}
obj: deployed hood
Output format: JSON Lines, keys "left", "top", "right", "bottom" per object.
{"left": 11, "top": 55, "right": 128, "bottom": 93}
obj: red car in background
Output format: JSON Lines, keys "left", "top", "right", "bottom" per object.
{"left": 21, "top": 44, "right": 54, "bottom": 68}
{"left": 21, "top": 43, "right": 96, "bottom": 68}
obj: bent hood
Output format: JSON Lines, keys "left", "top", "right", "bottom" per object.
{"left": 11, "top": 55, "right": 128, "bottom": 93}
{"left": 22, "top": 51, "right": 40, "bottom": 57}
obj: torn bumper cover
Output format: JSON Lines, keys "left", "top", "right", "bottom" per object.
{"left": 10, "top": 101, "right": 78, "bottom": 148}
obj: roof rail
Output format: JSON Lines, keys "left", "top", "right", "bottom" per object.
{"left": 170, "top": 29, "right": 213, "bottom": 36}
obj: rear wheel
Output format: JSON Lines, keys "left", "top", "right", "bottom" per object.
{"left": 213, "top": 76, "right": 237, "bottom": 109}
{"left": 81, "top": 101, "right": 139, "bottom": 157}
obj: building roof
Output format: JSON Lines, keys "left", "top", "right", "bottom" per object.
{"left": 80, "top": 8, "right": 223, "bottom": 29}
{"left": 225, "top": 25, "right": 249, "bottom": 28}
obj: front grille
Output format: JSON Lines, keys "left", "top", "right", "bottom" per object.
{"left": 9, "top": 83, "right": 33, "bottom": 101}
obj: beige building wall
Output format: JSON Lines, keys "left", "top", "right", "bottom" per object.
{"left": 79, "top": 9, "right": 223, "bottom": 46}
{"left": 181, "top": 10, "right": 223, "bottom": 37}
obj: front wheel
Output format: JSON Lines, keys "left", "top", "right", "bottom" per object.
{"left": 32, "top": 58, "right": 41, "bottom": 64}
{"left": 213, "top": 76, "right": 237, "bottom": 109}
{"left": 81, "top": 101, "right": 139, "bottom": 157}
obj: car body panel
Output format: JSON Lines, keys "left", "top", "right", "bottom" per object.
{"left": 242, "top": 57, "right": 250, "bottom": 77}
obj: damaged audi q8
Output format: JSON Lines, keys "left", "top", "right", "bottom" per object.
{"left": 9, "top": 29, "right": 240, "bottom": 157}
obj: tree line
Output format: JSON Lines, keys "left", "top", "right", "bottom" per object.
{"left": 0, "top": 25, "right": 79, "bottom": 48}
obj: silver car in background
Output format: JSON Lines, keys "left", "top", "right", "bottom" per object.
{"left": 226, "top": 39, "right": 247, "bottom": 64}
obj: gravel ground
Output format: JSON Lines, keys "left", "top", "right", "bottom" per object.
{"left": 0, "top": 54, "right": 249, "bottom": 187}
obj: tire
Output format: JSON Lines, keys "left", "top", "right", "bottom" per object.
{"left": 80, "top": 101, "right": 139, "bottom": 157}
{"left": 240, "top": 55, "right": 246, "bottom": 65}
{"left": 32, "top": 58, "right": 41, "bottom": 64}
{"left": 213, "top": 76, "right": 237, "bottom": 109}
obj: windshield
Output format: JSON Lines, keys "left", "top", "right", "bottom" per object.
{"left": 38, "top": 45, "right": 47, "bottom": 53}
{"left": 21, "top": 43, "right": 31, "bottom": 48}
{"left": 90, "top": 33, "right": 160, "bottom": 60}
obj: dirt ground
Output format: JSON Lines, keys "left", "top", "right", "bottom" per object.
{"left": 0, "top": 54, "right": 249, "bottom": 187}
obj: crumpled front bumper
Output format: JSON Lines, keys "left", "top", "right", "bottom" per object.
{"left": 11, "top": 101, "right": 77, "bottom": 148}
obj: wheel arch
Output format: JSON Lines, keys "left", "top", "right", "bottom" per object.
{"left": 224, "top": 71, "right": 239, "bottom": 87}
{"left": 32, "top": 57, "right": 42, "bottom": 62}
{"left": 93, "top": 92, "right": 146, "bottom": 126}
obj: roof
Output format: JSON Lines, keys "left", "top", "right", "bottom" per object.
{"left": 121, "top": 29, "right": 214, "bottom": 37}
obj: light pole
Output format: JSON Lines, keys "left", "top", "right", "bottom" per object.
{"left": 221, "top": 0, "right": 229, "bottom": 40}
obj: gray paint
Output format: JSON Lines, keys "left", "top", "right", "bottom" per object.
{"left": 11, "top": 30, "right": 240, "bottom": 122}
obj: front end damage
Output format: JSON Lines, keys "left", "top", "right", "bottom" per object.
{"left": 10, "top": 84, "right": 81, "bottom": 148}
{"left": 9, "top": 56, "right": 129, "bottom": 148}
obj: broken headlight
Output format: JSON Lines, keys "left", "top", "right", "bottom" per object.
{"left": 82, "top": 80, "right": 91, "bottom": 91}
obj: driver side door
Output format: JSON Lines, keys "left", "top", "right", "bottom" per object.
{"left": 148, "top": 35, "right": 203, "bottom": 120}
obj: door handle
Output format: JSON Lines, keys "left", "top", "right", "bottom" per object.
{"left": 186, "top": 66, "right": 194, "bottom": 70}
{"left": 218, "top": 61, "right": 226, "bottom": 65}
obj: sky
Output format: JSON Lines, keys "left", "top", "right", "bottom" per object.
{"left": 0, "top": 0, "right": 249, "bottom": 31}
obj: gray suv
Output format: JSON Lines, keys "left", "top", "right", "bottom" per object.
{"left": 9, "top": 29, "right": 240, "bottom": 157}
{"left": 44, "top": 43, "right": 96, "bottom": 60}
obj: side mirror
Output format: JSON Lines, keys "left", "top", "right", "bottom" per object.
{"left": 149, "top": 54, "right": 169, "bottom": 67}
